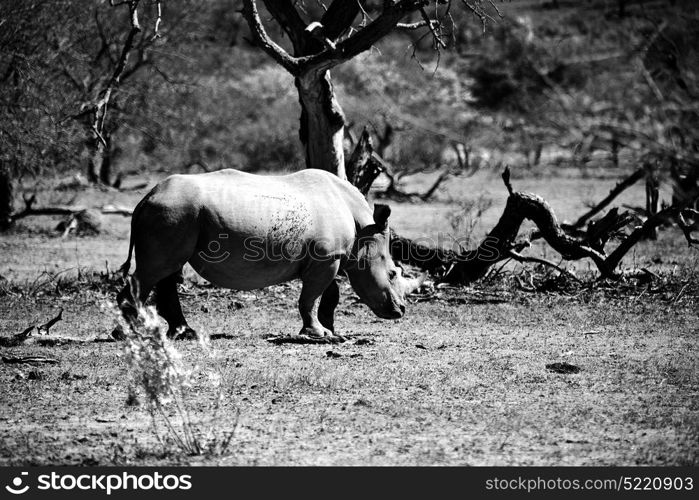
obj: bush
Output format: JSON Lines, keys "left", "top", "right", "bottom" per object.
{"left": 121, "top": 297, "right": 237, "bottom": 456}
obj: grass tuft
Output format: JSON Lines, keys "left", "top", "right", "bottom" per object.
{"left": 121, "top": 299, "right": 237, "bottom": 457}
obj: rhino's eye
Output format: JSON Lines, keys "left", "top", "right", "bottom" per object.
{"left": 388, "top": 270, "right": 397, "bottom": 281}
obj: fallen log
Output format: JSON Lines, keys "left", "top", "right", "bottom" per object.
{"left": 2, "top": 355, "right": 59, "bottom": 365}
{"left": 386, "top": 167, "right": 698, "bottom": 284}
{"left": 0, "top": 325, "right": 35, "bottom": 347}
{"left": 8, "top": 194, "right": 134, "bottom": 235}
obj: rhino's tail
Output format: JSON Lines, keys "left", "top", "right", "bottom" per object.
{"left": 118, "top": 187, "right": 156, "bottom": 278}
{"left": 118, "top": 231, "right": 135, "bottom": 278}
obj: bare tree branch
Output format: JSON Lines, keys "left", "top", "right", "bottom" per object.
{"left": 419, "top": 7, "right": 446, "bottom": 48}
{"left": 396, "top": 20, "right": 432, "bottom": 30}
{"left": 241, "top": 0, "right": 299, "bottom": 73}
{"left": 261, "top": 0, "right": 307, "bottom": 54}
{"left": 460, "top": 0, "right": 496, "bottom": 32}
{"left": 570, "top": 168, "right": 645, "bottom": 229}
{"left": 677, "top": 209, "right": 699, "bottom": 246}
{"left": 90, "top": 123, "right": 109, "bottom": 148}
{"left": 151, "top": 0, "right": 162, "bottom": 41}
{"left": 319, "top": 0, "right": 361, "bottom": 41}
{"left": 297, "top": 1, "right": 428, "bottom": 74}
{"left": 506, "top": 250, "right": 581, "bottom": 283}
{"left": 607, "top": 200, "right": 699, "bottom": 269}
{"left": 107, "top": 0, "right": 142, "bottom": 88}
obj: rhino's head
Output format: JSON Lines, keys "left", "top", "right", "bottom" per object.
{"left": 344, "top": 204, "right": 424, "bottom": 320}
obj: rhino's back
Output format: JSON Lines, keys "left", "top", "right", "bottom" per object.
{"left": 148, "top": 168, "right": 369, "bottom": 247}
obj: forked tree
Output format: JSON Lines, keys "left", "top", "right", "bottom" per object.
{"left": 240, "top": 0, "right": 493, "bottom": 179}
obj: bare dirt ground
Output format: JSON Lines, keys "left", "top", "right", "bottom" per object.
{"left": 0, "top": 171, "right": 697, "bottom": 465}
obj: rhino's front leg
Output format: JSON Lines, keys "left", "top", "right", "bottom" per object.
{"left": 298, "top": 260, "right": 344, "bottom": 341}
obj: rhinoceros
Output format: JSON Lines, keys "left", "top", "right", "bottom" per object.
{"left": 115, "top": 168, "right": 423, "bottom": 341}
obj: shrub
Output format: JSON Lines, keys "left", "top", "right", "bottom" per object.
{"left": 121, "top": 297, "right": 237, "bottom": 456}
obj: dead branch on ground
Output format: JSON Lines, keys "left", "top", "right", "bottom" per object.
{"left": 11, "top": 194, "right": 133, "bottom": 219}
{"left": 0, "top": 309, "right": 114, "bottom": 347}
{"left": 37, "top": 309, "right": 64, "bottom": 336}
{"left": 1, "top": 355, "right": 59, "bottom": 365}
{"left": 9, "top": 194, "right": 133, "bottom": 235}
{"left": 569, "top": 167, "right": 645, "bottom": 229}
{"left": 0, "top": 325, "right": 36, "bottom": 347}
{"left": 441, "top": 168, "right": 698, "bottom": 283}
{"left": 379, "top": 167, "right": 698, "bottom": 284}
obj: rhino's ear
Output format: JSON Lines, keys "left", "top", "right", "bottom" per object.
{"left": 373, "top": 204, "right": 391, "bottom": 229}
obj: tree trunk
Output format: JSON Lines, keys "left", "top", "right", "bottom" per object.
{"left": 86, "top": 134, "right": 113, "bottom": 186}
{"left": 0, "top": 162, "right": 14, "bottom": 230}
{"left": 645, "top": 167, "right": 660, "bottom": 240}
{"left": 87, "top": 137, "right": 101, "bottom": 184}
{"left": 99, "top": 141, "right": 113, "bottom": 186}
{"left": 296, "top": 70, "right": 347, "bottom": 180}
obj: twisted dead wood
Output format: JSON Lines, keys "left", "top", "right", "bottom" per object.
{"left": 389, "top": 168, "right": 698, "bottom": 284}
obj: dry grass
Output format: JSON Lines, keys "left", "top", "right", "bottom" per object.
{"left": 0, "top": 270, "right": 696, "bottom": 465}
{"left": 0, "top": 173, "right": 697, "bottom": 465}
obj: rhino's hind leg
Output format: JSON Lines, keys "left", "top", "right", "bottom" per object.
{"left": 318, "top": 278, "right": 339, "bottom": 333}
{"left": 155, "top": 271, "right": 197, "bottom": 340}
{"left": 297, "top": 260, "right": 345, "bottom": 343}
{"left": 112, "top": 279, "right": 154, "bottom": 340}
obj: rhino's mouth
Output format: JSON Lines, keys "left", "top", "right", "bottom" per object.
{"left": 374, "top": 304, "right": 405, "bottom": 320}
